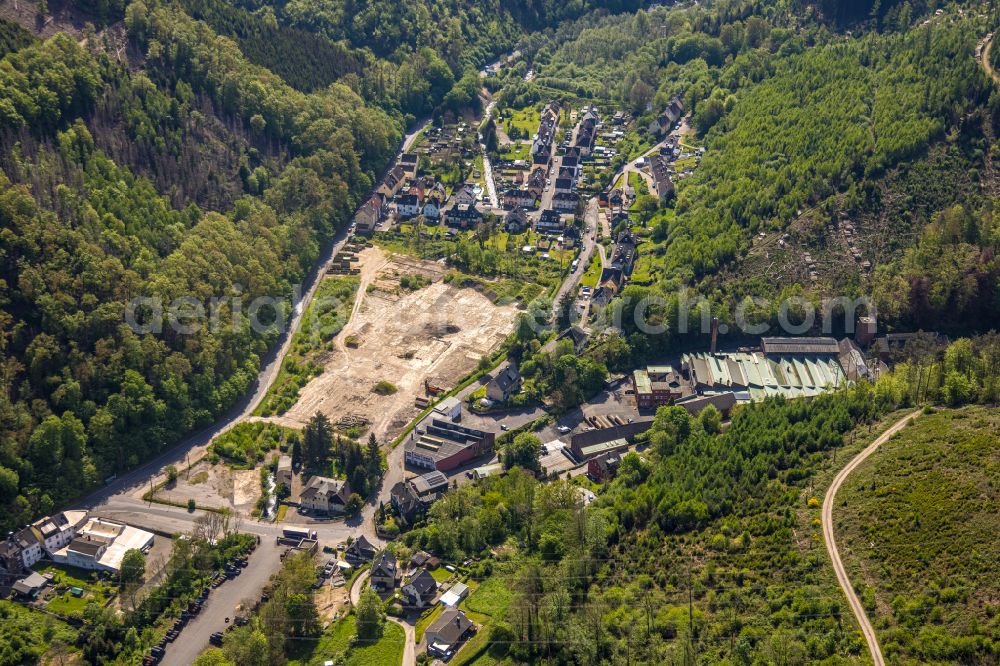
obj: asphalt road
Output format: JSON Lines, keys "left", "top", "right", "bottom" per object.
{"left": 822, "top": 410, "right": 920, "bottom": 666}
{"left": 161, "top": 538, "right": 284, "bottom": 666}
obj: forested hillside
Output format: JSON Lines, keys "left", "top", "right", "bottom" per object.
{"left": 0, "top": 1, "right": 399, "bottom": 531}
{"left": 0, "top": 0, "right": 650, "bottom": 533}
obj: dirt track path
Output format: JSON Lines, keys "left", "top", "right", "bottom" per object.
{"left": 979, "top": 33, "right": 1000, "bottom": 85}
{"left": 822, "top": 410, "right": 920, "bottom": 666}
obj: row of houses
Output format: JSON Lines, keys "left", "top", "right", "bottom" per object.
{"left": 0, "top": 511, "right": 154, "bottom": 575}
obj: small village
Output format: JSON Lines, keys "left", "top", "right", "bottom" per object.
{"left": 0, "top": 63, "right": 936, "bottom": 666}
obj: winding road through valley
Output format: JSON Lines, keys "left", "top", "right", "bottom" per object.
{"left": 822, "top": 410, "right": 920, "bottom": 666}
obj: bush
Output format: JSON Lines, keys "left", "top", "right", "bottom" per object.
{"left": 187, "top": 498, "right": 196, "bottom": 512}
{"left": 373, "top": 380, "right": 398, "bottom": 395}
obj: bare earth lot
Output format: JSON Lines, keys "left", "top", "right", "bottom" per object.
{"left": 266, "top": 247, "right": 520, "bottom": 440}
{"left": 150, "top": 460, "right": 261, "bottom": 513}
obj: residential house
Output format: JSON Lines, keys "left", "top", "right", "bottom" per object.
{"left": 552, "top": 192, "right": 580, "bottom": 213}
{"left": 390, "top": 481, "right": 422, "bottom": 524}
{"left": 648, "top": 97, "right": 684, "bottom": 137}
{"left": 649, "top": 155, "right": 674, "bottom": 199}
{"left": 402, "top": 568, "right": 438, "bottom": 608}
{"left": 504, "top": 208, "right": 530, "bottom": 233}
{"left": 345, "top": 535, "right": 377, "bottom": 564}
{"left": 536, "top": 209, "right": 565, "bottom": 234}
{"left": 354, "top": 196, "right": 384, "bottom": 234}
{"left": 588, "top": 451, "right": 622, "bottom": 482}
{"left": 32, "top": 511, "right": 87, "bottom": 554}
{"left": 12, "top": 571, "right": 50, "bottom": 599}
{"left": 423, "top": 200, "right": 443, "bottom": 222}
{"left": 554, "top": 177, "right": 574, "bottom": 194}
{"left": 531, "top": 140, "right": 552, "bottom": 166}
{"left": 608, "top": 188, "right": 623, "bottom": 208}
{"left": 8, "top": 526, "right": 43, "bottom": 570}
{"left": 426, "top": 608, "right": 475, "bottom": 659}
{"left": 561, "top": 155, "right": 579, "bottom": 174}
{"left": 276, "top": 455, "right": 292, "bottom": 489}
{"left": 502, "top": 188, "right": 535, "bottom": 210}
{"left": 486, "top": 365, "right": 523, "bottom": 402}
{"left": 370, "top": 550, "right": 399, "bottom": 590}
{"left": 390, "top": 469, "right": 451, "bottom": 524}
{"left": 610, "top": 230, "right": 638, "bottom": 274}
{"left": 444, "top": 203, "right": 482, "bottom": 229}
{"left": 399, "top": 153, "right": 419, "bottom": 176}
{"left": 452, "top": 184, "right": 478, "bottom": 206}
{"left": 395, "top": 193, "right": 421, "bottom": 219}
{"left": 377, "top": 166, "right": 406, "bottom": 199}
{"left": 300, "top": 476, "right": 352, "bottom": 514}
{"left": 527, "top": 168, "right": 547, "bottom": 197}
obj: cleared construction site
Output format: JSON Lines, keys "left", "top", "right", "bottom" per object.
{"left": 270, "top": 247, "right": 520, "bottom": 440}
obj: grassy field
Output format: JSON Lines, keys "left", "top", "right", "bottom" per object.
{"left": 504, "top": 106, "right": 540, "bottom": 137}
{"left": 836, "top": 406, "right": 1000, "bottom": 664}
{"left": 257, "top": 275, "right": 360, "bottom": 416}
{"left": 499, "top": 142, "right": 530, "bottom": 161}
{"left": 579, "top": 250, "right": 602, "bottom": 288}
{"left": 288, "top": 614, "right": 404, "bottom": 666}
{"left": 462, "top": 572, "right": 514, "bottom": 619}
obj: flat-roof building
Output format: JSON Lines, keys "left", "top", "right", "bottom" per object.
{"left": 405, "top": 419, "right": 495, "bottom": 472}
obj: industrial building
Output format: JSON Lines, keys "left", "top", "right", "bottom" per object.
{"left": 404, "top": 419, "right": 495, "bottom": 472}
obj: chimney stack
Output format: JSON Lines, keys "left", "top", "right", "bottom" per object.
{"left": 710, "top": 317, "right": 719, "bottom": 353}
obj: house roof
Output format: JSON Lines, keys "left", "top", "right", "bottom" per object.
{"left": 411, "top": 470, "right": 449, "bottom": 495}
{"left": 12, "top": 572, "right": 48, "bottom": 595}
{"left": 301, "top": 476, "right": 351, "bottom": 504}
{"left": 761, "top": 337, "right": 839, "bottom": 356}
{"left": 390, "top": 481, "right": 421, "bottom": 515}
{"left": 405, "top": 568, "right": 437, "bottom": 596}
{"left": 427, "top": 608, "right": 473, "bottom": 645}
{"left": 346, "top": 534, "right": 376, "bottom": 558}
{"left": 68, "top": 537, "right": 105, "bottom": 557}
{"left": 372, "top": 550, "right": 397, "bottom": 578}
{"left": 488, "top": 365, "right": 521, "bottom": 393}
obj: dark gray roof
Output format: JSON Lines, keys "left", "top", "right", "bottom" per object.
{"left": 761, "top": 337, "right": 839, "bottom": 356}
{"left": 427, "top": 608, "right": 473, "bottom": 645}
{"left": 346, "top": 535, "right": 376, "bottom": 559}
{"left": 372, "top": 550, "right": 397, "bottom": 578}
{"left": 405, "top": 568, "right": 437, "bottom": 595}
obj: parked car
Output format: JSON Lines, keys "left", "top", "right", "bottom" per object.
{"left": 557, "top": 425, "right": 572, "bottom": 434}
{"left": 209, "top": 632, "right": 224, "bottom": 646}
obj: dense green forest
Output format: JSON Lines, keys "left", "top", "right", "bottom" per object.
{"left": 0, "top": 3, "right": 400, "bottom": 531}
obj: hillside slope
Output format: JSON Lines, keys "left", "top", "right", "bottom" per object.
{"left": 835, "top": 406, "right": 1000, "bottom": 664}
